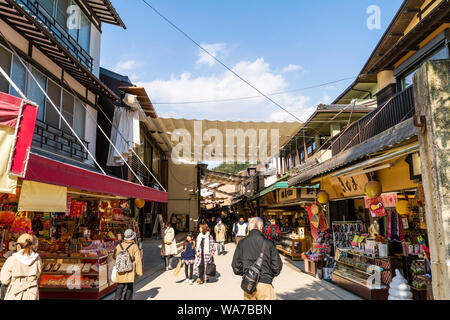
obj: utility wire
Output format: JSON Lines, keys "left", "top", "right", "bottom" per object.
{"left": 139, "top": 0, "right": 308, "bottom": 125}
{"left": 152, "top": 77, "right": 355, "bottom": 105}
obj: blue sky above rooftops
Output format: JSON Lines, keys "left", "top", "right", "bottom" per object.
{"left": 100, "top": 0, "right": 403, "bottom": 122}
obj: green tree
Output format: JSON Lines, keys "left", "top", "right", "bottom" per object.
{"left": 212, "top": 162, "right": 255, "bottom": 174}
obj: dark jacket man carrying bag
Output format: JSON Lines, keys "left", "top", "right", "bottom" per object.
{"left": 231, "top": 217, "right": 283, "bottom": 300}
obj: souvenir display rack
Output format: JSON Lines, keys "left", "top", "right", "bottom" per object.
{"left": 276, "top": 234, "right": 304, "bottom": 261}
{"left": 332, "top": 248, "right": 392, "bottom": 300}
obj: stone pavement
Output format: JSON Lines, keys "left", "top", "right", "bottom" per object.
{"left": 106, "top": 240, "right": 361, "bottom": 300}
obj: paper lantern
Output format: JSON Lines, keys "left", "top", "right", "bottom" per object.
{"left": 317, "top": 191, "right": 329, "bottom": 204}
{"left": 396, "top": 200, "right": 411, "bottom": 216}
{"left": 365, "top": 180, "right": 382, "bottom": 198}
{"left": 135, "top": 199, "right": 146, "bottom": 209}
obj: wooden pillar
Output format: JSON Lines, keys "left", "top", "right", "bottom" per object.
{"left": 414, "top": 60, "right": 450, "bottom": 300}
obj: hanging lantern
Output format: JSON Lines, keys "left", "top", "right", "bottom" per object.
{"left": 365, "top": 180, "right": 382, "bottom": 198}
{"left": 317, "top": 190, "right": 329, "bottom": 204}
{"left": 396, "top": 200, "right": 411, "bottom": 216}
{"left": 135, "top": 199, "right": 146, "bottom": 209}
{"left": 311, "top": 204, "right": 321, "bottom": 215}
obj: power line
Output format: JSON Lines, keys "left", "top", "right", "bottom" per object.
{"left": 138, "top": 0, "right": 308, "bottom": 125}
{"left": 152, "top": 77, "right": 355, "bottom": 105}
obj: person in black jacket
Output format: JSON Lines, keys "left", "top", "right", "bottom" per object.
{"left": 231, "top": 217, "right": 283, "bottom": 300}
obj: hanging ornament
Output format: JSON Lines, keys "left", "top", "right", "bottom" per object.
{"left": 396, "top": 200, "right": 411, "bottom": 216}
{"left": 317, "top": 191, "right": 329, "bottom": 204}
{"left": 135, "top": 199, "right": 146, "bottom": 209}
{"left": 365, "top": 180, "right": 382, "bottom": 198}
{"left": 310, "top": 203, "right": 321, "bottom": 215}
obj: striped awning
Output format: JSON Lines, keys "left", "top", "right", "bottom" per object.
{"left": 85, "top": 0, "right": 126, "bottom": 29}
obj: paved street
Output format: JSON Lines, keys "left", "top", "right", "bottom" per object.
{"left": 106, "top": 240, "right": 360, "bottom": 300}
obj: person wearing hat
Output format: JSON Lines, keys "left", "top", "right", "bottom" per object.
{"left": 214, "top": 218, "right": 227, "bottom": 255}
{"left": 0, "top": 233, "right": 42, "bottom": 300}
{"left": 113, "top": 229, "right": 143, "bottom": 300}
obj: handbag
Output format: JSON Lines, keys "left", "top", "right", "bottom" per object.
{"left": 241, "top": 241, "right": 268, "bottom": 294}
{"left": 206, "top": 257, "right": 217, "bottom": 277}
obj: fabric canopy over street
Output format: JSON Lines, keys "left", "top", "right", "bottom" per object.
{"left": 146, "top": 118, "right": 303, "bottom": 160}
{"left": 23, "top": 153, "right": 168, "bottom": 203}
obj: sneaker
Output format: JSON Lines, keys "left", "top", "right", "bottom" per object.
{"left": 183, "top": 278, "right": 190, "bottom": 283}
{"left": 165, "top": 267, "right": 169, "bottom": 271}
{"left": 189, "top": 279, "right": 195, "bottom": 285}
{"left": 168, "top": 266, "right": 173, "bottom": 270}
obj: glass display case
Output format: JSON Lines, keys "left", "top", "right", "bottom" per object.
{"left": 276, "top": 234, "right": 305, "bottom": 261}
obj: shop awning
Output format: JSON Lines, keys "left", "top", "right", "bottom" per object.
{"left": 331, "top": 142, "right": 419, "bottom": 177}
{"left": 22, "top": 153, "right": 168, "bottom": 203}
{"left": 249, "top": 182, "right": 320, "bottom": 201}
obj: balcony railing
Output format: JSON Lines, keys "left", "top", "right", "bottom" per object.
{"left": 331, "top": 85, "right": 415, "bottom": 156}
{"left": 16, "top": 0, "right": 93, "bottom": 71}
{"left": 32, "top": 119, "right": 89, "bottom": 161}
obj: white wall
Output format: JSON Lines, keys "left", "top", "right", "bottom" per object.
{"left": 89, "top": 25, "right": 101, "bottom": 78}
{"left": 84, "top": 105, "right": 97, "bottom": 165}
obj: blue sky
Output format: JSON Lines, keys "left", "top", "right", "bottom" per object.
{"left": 100, "top": 0, "right": 403, "bottom": 122}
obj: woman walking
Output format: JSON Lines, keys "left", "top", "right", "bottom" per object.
{"left": 113, "top": 229, "right": 143, "bottom": 300}
{"left": 214, "top": 218, "right": 226, "bottom": 255}
{"left": 0, "top": 233, "right": 42, "bottom": 300}
{"left": 180, "top": 233, "right": 196, "bottom": 284}
{"left": 194, "top": 223, "right": 215, "bottom": 284}
{"left": 161, "top": 221, "right": 177, "bottom": 271}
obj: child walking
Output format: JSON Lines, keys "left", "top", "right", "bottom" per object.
{"left": 180, "top": 233, "right": 196, "bottom": 284}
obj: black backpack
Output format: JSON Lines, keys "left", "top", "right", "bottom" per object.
{"left": 241, "top": 241, "right": 268, "bottom": 294}
{"left": 268, "top": 224, "right": 279, "bottom": 240}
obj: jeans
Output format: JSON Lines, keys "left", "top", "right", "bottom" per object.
{"left": 114, "top": 283, "right": 134, "bottom": 300}
{"left": 217, "top": 241, "right": 225, "bottom": 254}
{"left": 185, "top": 263, "right": 194, "bottom": 279}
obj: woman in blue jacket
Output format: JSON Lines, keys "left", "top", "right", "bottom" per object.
{"left": 180, "top": 233, "right": 196, "bottom": 284}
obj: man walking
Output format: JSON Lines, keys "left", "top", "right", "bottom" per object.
{"left": 231, "top": 217, "right": 283, "bottom": 300}
{"left": 234, "top": 217, "right": 248, "bottom": 244}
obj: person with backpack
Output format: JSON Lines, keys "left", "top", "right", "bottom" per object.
{"left": 113, "top": 229, "right": 143, "bottom": 300}
{"left": 194, "top": 223, "right": 216, "bottom": 285}
{"left": 232, "top": 217, "right": 283, "bottom": 300}
{"left": 265, "top": 219, "right": 280, "bottom": 245}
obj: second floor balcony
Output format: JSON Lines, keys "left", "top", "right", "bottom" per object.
{"left": 331, "top": 85, "right": 415, "bottom": 156}
{"left": 32, "top": 119, "right": 89, "bottom": 162}
{"left": 17, "top": 0, "right": 93, "bottom": 71}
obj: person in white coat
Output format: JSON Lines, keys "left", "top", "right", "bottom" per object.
{"left": 0, "top": 233, "right": 42, "bottom": 300}
{"left": 161, "top": 221, "right": 177, "bottom": 271}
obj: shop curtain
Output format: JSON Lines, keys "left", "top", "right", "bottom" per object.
{"left": 0, "top": 125, "right": 17, "bottom": 194}
{"left": 106, "top": 106, "right": 140, "bottom": 166}
{"left": 18, "top": 180, "right": 67, "bottom": 212}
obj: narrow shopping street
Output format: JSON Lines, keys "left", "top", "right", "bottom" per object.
{"left": 106, "top": 240, "right": 360, "bottom": 300}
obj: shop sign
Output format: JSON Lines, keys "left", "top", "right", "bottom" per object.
{"left": 330, "top": 174, "right": 368, "bottom": 197}
{"left": 364, "top": 193, "right": 397, "bottom": 208}
{"left": 277, "top": 188, "right": 297, "bottom": 203}
{"left": 366, "top": 197, "right": 387, "bottom": 218}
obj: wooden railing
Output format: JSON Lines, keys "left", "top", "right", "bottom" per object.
{"left": 331, "top": 85, "right": 415, "bottom": 156}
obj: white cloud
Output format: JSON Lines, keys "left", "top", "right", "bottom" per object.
{"left": 196, "top": 43, "right": 228, "bottom": 67}
{"left": 137, "top": 58, "right": 315, "bottom": 122}
{"left": 282, "top": 64, "right": 302, "bottom": 73}
{"left": 113, "top": 60, "right": 139, "bottom": 74}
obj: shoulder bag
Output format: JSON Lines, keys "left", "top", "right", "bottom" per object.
{"left": 241, "top": 240, "right": 268, "bottom": 294}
